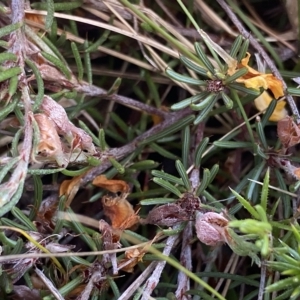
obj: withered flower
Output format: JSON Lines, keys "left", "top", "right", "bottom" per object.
{"left": 195, "top": 211, "right": 229, "bottom": 246}
{"left": 93, "top": 175, "right": 130, "bottom": 194}
{"left": 118, "top": 248, "right": 146, "bottom": 273}
{"left": 102, "top": 194, "right": 139, "bottom": 230}
{"left": 34, "top": 195, "right": 58, "bottom": 234}
{"left": 277, "top": 116, "right": 300, "bottom": 149}
{"left": 140, "top": 203, "right": 190, "bottom": 227}
{"left": 33, "top": 113, "right": 66, "bottom": 167}
{"left": 177, "top": 192, "right": 201, "bottom": 214}
{"left": 40, "top": 95, "right": 96, "bottom": 154}
{"left": 141, "top": 193, "right": 200, "bottom": 227}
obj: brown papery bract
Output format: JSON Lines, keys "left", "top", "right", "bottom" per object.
{"left": 92, "top": 175, "right": 130, "bottom": 194}
{"left": 102, "top": 194, "right": 139, "bottom": 230}
{"left": 40, "top": 95, "right": 96, "bottom": 154}
{"left": 34, "top": 196, "right": 59, "bottom": 234}
{"left": 277, "top": 116, "right": 300, "bottom": 149}
{"left": 59, "top": 173, "right": 86, "bottom": 207}
{"left": 140, "top": 203, "right": 190, "bottom": 227}
{"left": 33, "top": 113, "right": 65, "bottom": 167}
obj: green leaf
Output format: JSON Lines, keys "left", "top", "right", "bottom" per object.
{"left": 213, "top": 141, "right": 253, "bottom": 148}
{"left": 152, "top": 170, "right": 184, "bottom": 186}
{"left": 71, "top": 42, "right": 83, "bottom": 81}
{"left": 0, "top": 53, "right": 17, "bottom": 63}
{"left": 108, "top": 157, "right": 125, "bottom": 174}
{"left": 190, "top": 93, "right": 217, "bottom": 111}
{"left": 107, "top": 77, "right": 122, "bottom": 95}
{"left": 260, "top": 168, "right": 269, "bottom": 211}
{"left": 179, "top": 55, "right": 209, "bottom": 77}
{"left": 194, "top": 42, "right": 215, "bottom": 75}
{"left": 0, "top": 23, "right": 21, "bottom": 39}
{"left": 129, "top": 160, "right": 159, "bottom": 170}
{"left": 140, "top": 198, "right": 176, "bottom": 205}
{"left": 25, "top": 59, "right": 44, "bottom": 111}
{"left": 229, "top": 35, "right": 243, "bottom": 58}
{"left": 208, "top": 164, "right": 219, "bottom": 184}
{"left": 229, "top": 188, "right": 260, "bottom": 219}
{"left": 32, "top": 0, "right": 83, "bottom": 11}
{"left": 194, "top": 137, "right": 209, "bottom": 168}
{"left": 195, "top": 168, "right": 210, "bottom": 196}
{"left": 8, "top": 75, "right": 18, "bottom": 100}
{"left": 171, "top": 92, "right": 210, "bottom": 110}
{"left": 65, "top": 208, "right": 97, "bottom": 251}
{"left": 260, "top": 99, "right": 276, "bottom": 128}
{"left": 223, "top": 67, "right": 248, "bottom": 84}
{"left": 41, "top": 51, "right": 71, "bottom": 79}
{"left": 182, "top": 125, "right": 190, "bottom": 169}
{"left": 265, "top": 276, "right": 299, "bottom": 292}
{"left": 139, "top": 115, "right": 195, "bottom": 145}
{"left": 149, "top": 143, "right": 179, "bottom": 160}
{"left": 194, "top": 94, "right": 219, "bottom": 124}
{"left": 153, "top": 178, "right": 182, "bottom": 198}
{"left": 11, "top": 207, "right": 37, "bottom": 231}
{"left": 0, "top": 67, "right": 21, "bottom": 82}
{"left": 0, "top": 157, "right": 19, "bottom": 184}
{"left": 175, "top": 160, "right": 190, "bottom": 190}
{"left": 45, "top": 0, "right": 55, "bottom": 29}
{"left": 228, "top": 83, "right": 261, "bottom": 96}
{"left": 165, "top": 68, "right": 206, "bottom": 85}
{"left": 237, "top": 38, "right": 249, "bottom": 62}
{"left": 220, "top": 92, "right": 233, "bottom": 109}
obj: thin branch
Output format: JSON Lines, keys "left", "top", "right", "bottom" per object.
{"left": 80, "top": 108, "right": 192, "bottom": 185}
{"left": 175, "top": 221, "right": 193, "bottom": 300}
{"left": 141, "top": 233, "right": 180, "bottom": 300}
{"left": 9, "top": 0, "right": 26, "bottom": 68}
{"left": 258, "top": 259, "right": 267, "bottom": 300}
{"left": 216, "top": 0, "right": 300, "bottom": 123}
{"left": 0, "top": 0, "right": 33, "bottom": 214}
{"left": 35, "top": 268, "right": 64, "bottom": 300}
{"left": 76, "top": 83, "right": 168, "bottom": 118}
{"left": 118, "top": 261, "right": 159, "bottom": 300}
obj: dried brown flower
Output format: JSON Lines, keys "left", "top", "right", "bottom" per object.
{"left": 177, "top": 192, "right": 201, "bottom": 214}
{"left": 92, "top": 175, "right": 130, "bottom": 193}
{"left": 140, "top": 203, "right": 190, "bottom": 227}
{"left": 102, "top": 194, "right": 139, "bottom": 230}
{"left": 195, "top": 211, "right": 229, "bottom": 246}
{"left": 33, "top": 113, "right": 66, "bottom": 167}
{"left": 40, "top": 95, "right": 96, "bottom": 154}
{"left": 277, "top": 116, "right": 300, "bottom": 149}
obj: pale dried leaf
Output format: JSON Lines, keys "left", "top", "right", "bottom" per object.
{"left": 41, "top": 96, "right": 96, "bottom": 154}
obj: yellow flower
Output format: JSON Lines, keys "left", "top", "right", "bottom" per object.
{"left": 254, "top": 92, "right": 286, "bottom": 122}
{"left": 196, "top": 30, "right": 286, "bottom": 121}
{"left": 228, "top": 53, "right": 287, "bottom": 121}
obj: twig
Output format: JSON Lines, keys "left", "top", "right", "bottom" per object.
{"left": 141, "top": 233, "right": 180, "bottom": 300}
{"left": 35, "top": 268, "right": 64, "bottom": 300}
{"left": 221, "top": 253, "right": 239, "bottom": 297}
{"left": 216, "top": 0, "right": 300, "bottom": 123}
{"left": 0, "top": 0, "right": 33, "bottom": 215}
{"left": 76, "top": 83, "right": 168, "bottom": 118}
{"left": 175, "top": 221, "right": 193, "bottom": 300}
{"left": 118, "top": 261, "right": 159, "bottom": 300}
{"left": 258, "top": 259, "right": 267, "bottom": 300}
{"left": 77, "top": 271, "right": 105, "bottom": 300}
{"left": 9, "top": 0, "right": 28, "bottom": 68}
{"left": 80, "top": 108, "right": 192, "bottom": 185}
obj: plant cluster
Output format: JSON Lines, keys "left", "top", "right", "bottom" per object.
{"left": 0, "top": 0, "right": 300, "bottom": 299}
